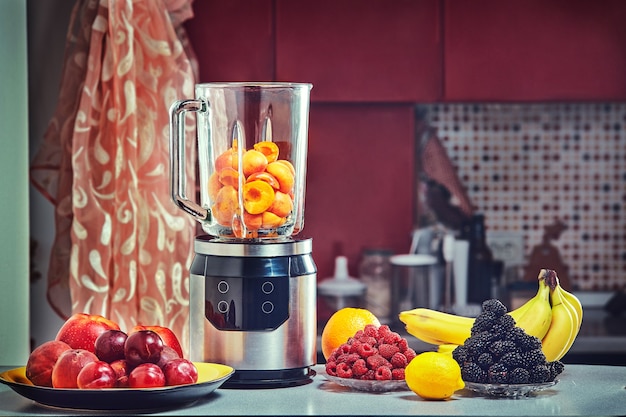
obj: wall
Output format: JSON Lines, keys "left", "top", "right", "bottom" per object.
{"left": 0, "top": 0, "right": 30, "bottom": 366}
{"left": 423, "top": 103, "right": 626, "bottom": 291}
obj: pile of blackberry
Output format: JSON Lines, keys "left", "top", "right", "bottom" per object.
{"left": 452, "top": 299, "right": 564, "bottom": 384}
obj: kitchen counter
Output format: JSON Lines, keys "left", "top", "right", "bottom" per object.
{"left": 1, "top": 364, "right": 625, "bottom": 416}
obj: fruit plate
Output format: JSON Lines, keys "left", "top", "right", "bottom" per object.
{"left": 464, "top": 380, "right": 558, "bottom": 398}
{"left": 322, "top": 371, "right": 409, "bottom": 392}
{"left": 0, "top": 362, "right": 234, "bottom": 411}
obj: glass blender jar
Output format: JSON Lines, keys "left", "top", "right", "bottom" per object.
{"left": 170, "top": 83, "right": 316, "bottom": 388}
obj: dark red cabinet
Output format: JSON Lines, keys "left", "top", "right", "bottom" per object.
{"left": 443, "top": 0, "right": 626, "bottom": 101}
{"left": 275, "top": 0, "right": 442, "bottom": 102}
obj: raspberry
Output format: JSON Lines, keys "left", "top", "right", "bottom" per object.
{"left": 366, "top": 354, "right": 390, "bottom": 370}
{"left": 336, "top": 362, "right": 353, "bottom": 378}
{"left": 364, "top": 324, "right": 379, "bottom": 338}
{"left": 375, "top": 366, "right": 392, "bottom": 381}
{"left": 361, "top": 369, "right": 376, "bottom": 380}
{"left": 325, "top": 361, "right": 337, "bottom": 376}
{"left": 383, "top": 331, "right": 402, "bottom": 345}
{"left": 349, "top": 339, "right": 362, "bottom": 354}
{"left": 336, "top": 353, "right": 360, "bottom": 365}
{"left": 378, "top": 343, "right": 400, "bottom": 359}
{"left": 397, "top": 338, "right": 409, "bottom": 352}
{"left": 352, "top": 359, "right": 368, "bottom": 377}
{"left": 337, "top": 343, "right": 351, "bottom": 355}
{"left": 357, "top": 335, "right": 378, "bottom": 347}
{"left": 353, "top": 330, "right": 365, "bottom": 340}
{"left": 404, "top": 348, "right": 417, "bottom": 362}
{"left": 391, "top": 367, "right": 405, "bottom": 380}
{"left": 357, "top": 343, "right": 377, "bottom": 358}
{"left": 377, "top": 324, "right": 392, "bottom": 338}
{"left": 390, "top": 352, "right": 408, "bottom": 369}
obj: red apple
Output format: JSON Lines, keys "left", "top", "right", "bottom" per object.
{"left": 25, "top": 340, "right": 72, "bottom": 387}
{"left": 56, "top": 313, "right": 120, "bottom": 353}
{"left": 131, "top": 325, "right": 183, "bottom": 358}
{"left": 77, "top": 360, "right": 116, "bottom": 389}
{"left": 162, "top": 358, "right": 198, "bottom": 386}
{"left": 128, "top": 363, "right": 165, "bottom": 388}
{"left": 51, "top": 349, "right": 98, "bottom": 388}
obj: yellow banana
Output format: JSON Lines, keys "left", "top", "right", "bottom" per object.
{"left": 399, "top": 308, "right": 473, "bottom": 346}
{"left": 399, "top": 273, "right": 551, "bottom": 346}
{"left": 559, "top": 284, "right": 583, "bottom": 332}
{"left": 510, "top": 277, "right": 553, "bottom": 340}
{"left": 541, "top": 277, "right": 577, "bottom": 362}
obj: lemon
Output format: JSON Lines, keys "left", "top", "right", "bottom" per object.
{"left": 405, "top": 352, "right": 465, "bottom": 400}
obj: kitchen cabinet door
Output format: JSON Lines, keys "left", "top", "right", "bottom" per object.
{"left": 275, "top": 0, "right": 442, "bottom": 102}
{"left": 185, "top": 0, "right": 275, "bottom": 83}
{"left": 444, "top": 0, "right": 626, "bottom": 101}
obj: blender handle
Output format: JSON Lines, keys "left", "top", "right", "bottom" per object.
{"left": 169, "top": 98, "right": 210, "bottom": 221}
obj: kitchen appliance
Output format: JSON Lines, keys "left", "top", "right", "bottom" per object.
{"left": 169, "top": 83, "right": 316, "bottom": 388}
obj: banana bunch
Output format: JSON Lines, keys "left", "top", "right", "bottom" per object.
{"left": 399, "top": 268, "right": 582, "bottom": 361}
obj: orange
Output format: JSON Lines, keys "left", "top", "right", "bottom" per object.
{"left": 321, "top": 308, "right": 380, "bottom": 360}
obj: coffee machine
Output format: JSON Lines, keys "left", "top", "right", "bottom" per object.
{"left": 170, "top": 83, "right": 316, "bottom": 387}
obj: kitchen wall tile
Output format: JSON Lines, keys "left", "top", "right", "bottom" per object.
{"left": 422, "top": 103, "right": 625, "bottom": 291}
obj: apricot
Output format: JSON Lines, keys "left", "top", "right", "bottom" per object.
{"left": 243, "top": 211, "right": 263, "bottom": 230}
{"left": 275, "top": 159, "right": 296, "bottom": 177}
{"left": 218, "top": 167, "right": 240, "bottom": 188}
{"left": 242, "top": 180, "right": 275, "bottom": 215}
{"left": 268, "top": 191, "right": 293, "bottom": 218}
{"left": 246, "top": 171, "right": 280, "bottom": 190}
{"left": 215, "top": 149, "right": 236, "bottom": 172}
{"left": 262, "top": 211, "right": 286, "bottom": 228}
{"left": 266, "top": 161, "right": 295, "bottom": 194}
{"left": 242, "top": 149, "right": 268, "bottom": 177}
{"left": 253, "top": 141, "right": 280, "bottom": 163}
{"left": 213, "top": 185, "right": 239, "bottom": 225}
{"left": 208, "top": 172, "right": 222, "bottom": 201}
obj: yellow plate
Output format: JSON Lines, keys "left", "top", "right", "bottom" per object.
{"left": 0, "top": 362, "right": 234, "bottom": 411}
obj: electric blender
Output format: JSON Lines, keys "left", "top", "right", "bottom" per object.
{"left": 169, "top": 83, "right": 316, "bottom": 387}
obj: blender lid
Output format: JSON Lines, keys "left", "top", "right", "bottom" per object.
{"left": 317, "top": 256, "right": 366, "bottom": 297}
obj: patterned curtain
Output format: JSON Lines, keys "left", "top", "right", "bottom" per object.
{"left": 30, "top": 0, "right": 198, "bottom": 354}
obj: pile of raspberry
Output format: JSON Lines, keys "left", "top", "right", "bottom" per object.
{"left": 325, "top": 324, "right": 416, "bottom": 381}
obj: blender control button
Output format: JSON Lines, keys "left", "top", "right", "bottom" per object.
{"left": 261, "top": 281, "right": 274, "bottom": 294}
{"left": 217, "top": 300, "right": 229, "bottom": 313}
{"left": 261, "top": 301, "right": 274, "bottom": 314}
{"left": 217, "top": 281, "right": 229, "bottom": 293}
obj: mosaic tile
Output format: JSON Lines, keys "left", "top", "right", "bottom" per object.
{"left": 421, "top": 104, "right": 625, "bottom": 291}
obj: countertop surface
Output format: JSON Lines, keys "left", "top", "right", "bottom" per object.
{"left": 1, "top": 364, "right": 625, "bottom": 416}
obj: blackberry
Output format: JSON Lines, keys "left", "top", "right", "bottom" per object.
{"left": 508, "top": 367, "right": 531, "bottom": 384}
{"left": 500, "top": 352, "right": 524, "bottom": 369}
{"left": 520, "top": 349, "right": 546, "bottom": 367}
{"left": 471, "top": 311, "right": 498, "bottom": 334}
{"left": 482, "top": 299, "right": 508, "bottom": 316}
{"left": 515, "top": 334, "right": 543, "bottom": 352}
{"left": 504, "top": 326, "right": 526, "bottom": 341}
{"left": 452, "top": 346, "right": 469, "bottom": 365}
{"left": 548, "top": 360, "right": 565, "bottom": 381}
{"left": 489, "top": 340, "right": 518, "bottom": 358}
{"left": 476, "top": 352, "right": 494, "bottom": 370}
{"left": 496, "top": 314, "right": 516, "bottom": 330}
{"left": 529, "top": 364, "right": 551, "bottom": 383}
{"left": 461, "top": 362, "right": 487, "bottom": 383}
{"left": 487, "top": 362, "right": 509, "bottom": 384}
{"left": 465, "top": 333, "right": 491, "bottom": 356}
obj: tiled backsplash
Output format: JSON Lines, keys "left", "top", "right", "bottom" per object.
{"left": 421, "top": 103, "right": 625, "bottom": 291}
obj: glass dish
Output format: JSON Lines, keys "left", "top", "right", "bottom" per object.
{"left": 464, "top": 379, "right": 558, "bottom": 398}
{"left": 323, "top": 372, "right": 408, "bottom": 392}
{"left": 0, "top": 362, "right": 233, "bottom": 411}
